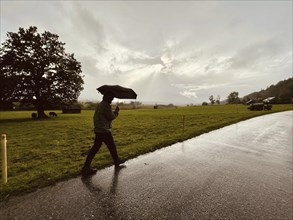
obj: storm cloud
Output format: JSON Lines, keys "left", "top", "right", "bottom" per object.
{"left": 1, "top": 1, "right": 292, "bottom": 104}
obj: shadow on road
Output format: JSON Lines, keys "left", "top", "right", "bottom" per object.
{"left": 81, "top": 165, "right": 127, "bottom": 195}
{"left": 110, "top": 165, "right": 126, "bottom": 194}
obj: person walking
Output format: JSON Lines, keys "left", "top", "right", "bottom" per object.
{"left": 81, "top": 92, "right": 127, "bottom": 177}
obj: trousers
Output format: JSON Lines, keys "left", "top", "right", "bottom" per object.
{"left": 83, "top": 132, "right": 119, "bottom": 167}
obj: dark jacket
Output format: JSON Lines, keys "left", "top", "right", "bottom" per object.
{"left": 94, "top": 101, "right": 118, "bottom": 133}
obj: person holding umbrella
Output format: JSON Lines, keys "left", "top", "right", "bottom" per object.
{"left": 81, "top": 85, "right": 137, "bottom": 177}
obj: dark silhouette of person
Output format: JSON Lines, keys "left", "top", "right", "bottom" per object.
{"left": 81, "top": 92, "right": 127, "bottom": 177}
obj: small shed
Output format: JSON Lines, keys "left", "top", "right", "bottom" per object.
{"left": 62, "top": 103, "right": 81, "bottom": 114}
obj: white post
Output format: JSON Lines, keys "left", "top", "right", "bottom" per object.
{"left": 1, "top": 134, "right": 7, "bottom": 183}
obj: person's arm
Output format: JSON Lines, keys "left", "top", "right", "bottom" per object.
{"left": 104, "top": 104, "right": 119, "bottom": 120}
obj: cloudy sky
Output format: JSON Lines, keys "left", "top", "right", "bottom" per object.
{"left": 1, "top": 1, "right": 292, "bottom": 104}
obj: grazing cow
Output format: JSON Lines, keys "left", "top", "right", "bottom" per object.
{"left": 49, "top": 112, "right": 57, "bottom": 117}
{"left": 31, "top": 113, "right": 37, "bottom": 119}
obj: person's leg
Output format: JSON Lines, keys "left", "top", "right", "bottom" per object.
{"left": 104, "top": 132, "right": 127, "bottom": 167}
{"left": 103, "top": 132, "right": 120, "bottom": 165}
{"left": 83, "top": 133, "right": 103, "bottom": 170}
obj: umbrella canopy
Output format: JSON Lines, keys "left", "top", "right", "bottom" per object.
{"left": 97, "top": 85, "right": 137, "bottom": 99}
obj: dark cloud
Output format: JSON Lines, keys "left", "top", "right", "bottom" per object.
{"left": 69, "top": 3, "right": 106, "bottom": 51}
{"left": 230, "top": 37, "right": 289, "bottom": 70}
{"left": 1, "top": 1, "right": 292, "bottom": 104}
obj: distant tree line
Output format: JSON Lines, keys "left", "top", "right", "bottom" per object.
{"left": 242, "top": 78, "right": 293, "bottom": 104}
{"left": 201, "top": 78, "right": 292, "bottom": 106}
{"left": 202, "top": 95, "right": 221, "bottom": 106}
{"left": 204, "top": 92, "right": 240, "bottom": 105}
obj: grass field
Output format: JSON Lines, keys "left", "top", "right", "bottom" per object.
{"left": 0, "top": 104, "right": 292, "bottom": 201}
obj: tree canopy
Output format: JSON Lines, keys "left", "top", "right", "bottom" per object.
{"left": 227, "top": 91, "right": 241, "bottom": 104}
{"left": 0, "top": 26, "right": 84, "bottom": 117}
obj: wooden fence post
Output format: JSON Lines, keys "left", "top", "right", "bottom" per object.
{"left": 1, "top": 134, "right": 7, "bottom": 183}
{"left": 182, "top": 115, "right": 185, "bottom": 132}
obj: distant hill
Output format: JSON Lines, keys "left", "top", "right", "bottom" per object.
{"left": 243, "top": 77, "right": 293, "bottom": 104}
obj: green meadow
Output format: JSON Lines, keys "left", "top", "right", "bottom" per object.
{"left": 0, "top": 104, "right": 292, "bottom": 201}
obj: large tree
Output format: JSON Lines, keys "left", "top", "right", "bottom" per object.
{"left": 227, "top": 91, "right": 241, "bottom": 104}
{"left": 0, "top": 26, "right": 84, "bottom": 118}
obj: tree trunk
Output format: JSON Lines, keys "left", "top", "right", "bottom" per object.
{"left": 37, "top": 109, "right": 48, "bottom": 118}
{"left": 35, "top": 101, "right": 48, "bottom": 118}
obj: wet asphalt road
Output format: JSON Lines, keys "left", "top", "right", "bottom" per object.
{"left": 1, "top": 111, "right": 292, "bottom": 220}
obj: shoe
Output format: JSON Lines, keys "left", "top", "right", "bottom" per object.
{"left": 81, "top": 167, "right": 97, "bottom": 177}
{"left": 115, "top": 158, "right": 127, "bottom": 168}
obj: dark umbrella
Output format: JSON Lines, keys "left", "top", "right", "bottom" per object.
{"left": 97, "top": 85, "right": 137, "bottom": 99}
